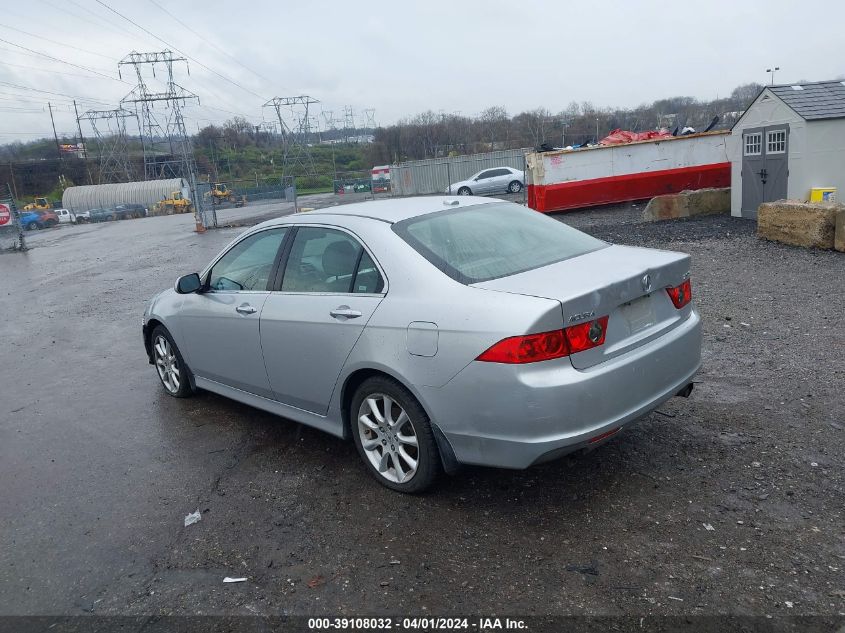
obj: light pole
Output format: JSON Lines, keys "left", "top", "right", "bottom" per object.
{"left": 766, "top": 67, "right": 780, "bottom": 85}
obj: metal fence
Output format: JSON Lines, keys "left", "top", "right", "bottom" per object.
{"left": 1, "top": 183, "right": 25, "bottom": 251}
{"left": 389, "top": 148, "right": 531, "bottom": 196}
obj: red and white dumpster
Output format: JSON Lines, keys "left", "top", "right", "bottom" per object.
{"left": 526, "top": 131, "right": 730, "bottom": 213}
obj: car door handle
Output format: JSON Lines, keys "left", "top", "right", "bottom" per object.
{"left": 330, "top": 307, "right": 362, "bottom": 319}
{"left": 235, "top": 304, "right": 257, "bottom": 315}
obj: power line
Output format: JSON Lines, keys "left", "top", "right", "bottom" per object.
{"left": 0, "top": 81, "right": 113, "bottom": 105}
{"left": 146, "top": 0, "right": 277, "bottom": 87}
{"left": 0, "top": 59, "right": 126, "bottom": 81}
{"left": 0, "top": 22, "right": 115, "bottom": 60}
{"left": 0, "top": 36, "right": 121, "bottom": 82}
{"left": 94, "top": 0, "right": 268, "bottom": 101}
{"left": 60, "top": 0, "right": 156, "bottom": 42}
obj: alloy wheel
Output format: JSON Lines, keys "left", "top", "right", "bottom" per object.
{"left": 357, "top": 393, "right": 419, "bottom": 483}
{"left": 154, "top": 335, "right": 181, "bottom": 394}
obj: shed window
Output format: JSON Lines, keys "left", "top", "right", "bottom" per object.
{"left": 744, "top": 132, "right": 762, "bottom": 156}
{"left": 767, "top": 130, "right": 786, "bottom": 154}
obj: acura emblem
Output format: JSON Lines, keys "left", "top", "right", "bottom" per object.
{"left": 641, "top": 274, "right": 652, "bottom": 292}
{"left": 588, "top": 320, "right": 604, "bottom": 344}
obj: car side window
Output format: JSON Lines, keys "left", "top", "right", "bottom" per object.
{"left": 207, "top": 228, "right": 287, "bottom": 291}
{"left": 352, "top": 250, "right": 384, "bottom": 293}
{"left": 282, "top": 227, "right": 376, "bottom": 293}
{"left": 477, "top": 170, "right": 495, "bottom": 180}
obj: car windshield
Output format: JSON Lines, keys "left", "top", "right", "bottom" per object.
{"left": 392, "top": 202, "right": 607, "bottom": 284}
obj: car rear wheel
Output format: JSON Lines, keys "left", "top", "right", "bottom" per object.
{"left": 508, "top": 180, "right": 523, "bottom": 193}
{"left": 151, "top": 326, "right": 194, "bottom": 398}
{"left": 457, "top": 186, "right": 472, "bottom": 196}
{"left": 351, "top": 376, "right": 440, "bottom": 493}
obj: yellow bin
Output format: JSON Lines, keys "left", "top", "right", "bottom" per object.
{"left": 809, "top": 187, "right": 837, "bottom": 203}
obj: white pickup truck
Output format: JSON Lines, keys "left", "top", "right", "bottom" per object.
{"left": 54, "top": 208, "right": 77, "bottom": 224}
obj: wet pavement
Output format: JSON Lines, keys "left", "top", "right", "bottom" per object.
{"left": 1, "top": 199, "right": 843, "bottom": 618}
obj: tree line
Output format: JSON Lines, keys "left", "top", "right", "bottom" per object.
{"left": 363, "top": 82, "right": 763, "bottom": 166}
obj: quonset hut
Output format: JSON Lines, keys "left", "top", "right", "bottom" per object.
{"left": 62, "top": 178, "right": 188, "bottom": 213}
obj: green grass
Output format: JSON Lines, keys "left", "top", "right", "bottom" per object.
{"left": 297, "top": 186, "right": 335, "bottom": 195}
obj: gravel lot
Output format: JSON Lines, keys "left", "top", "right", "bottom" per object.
{"left": 0, "top": 199, "right": 843, "bottom": 623}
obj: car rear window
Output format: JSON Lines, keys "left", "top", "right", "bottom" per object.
{"left": 392, "top": 202, "right": 606, "bottom": 284}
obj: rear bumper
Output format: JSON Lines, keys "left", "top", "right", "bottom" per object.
{"left": 419, "top": 309, "right": 701, "bottom": 469}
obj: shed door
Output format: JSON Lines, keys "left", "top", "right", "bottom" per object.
{"left": 741, "top": 124, "right": 789, "bottom": 218}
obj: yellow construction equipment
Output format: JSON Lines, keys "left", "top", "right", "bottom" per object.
{"left": 23, "top": 197, "right": 51, "bottom": 211}
{"left": 207, "top": 183, "right": 237, "bottom": 205}
{"left": 154, "top": 191, "right": 193, "bottom": 215}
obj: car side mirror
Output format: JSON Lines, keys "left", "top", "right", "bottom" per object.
{"left": 175, "top": 272, "right": 203, "bottom": 294}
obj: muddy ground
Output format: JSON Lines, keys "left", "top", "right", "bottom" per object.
{"left": 0, "top": 200, "right": 843, "bottom": 622}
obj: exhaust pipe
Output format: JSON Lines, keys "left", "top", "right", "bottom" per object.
{"left": 675, "top": 383, "right": 694, "bottom": 398}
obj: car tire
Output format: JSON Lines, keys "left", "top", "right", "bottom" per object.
{"left": 457, "top": 186, "right": 472, "bottom": 196}
{"left": 150, "top": 325, "right": 194, "bottom": 398}
{"left": 508, "top": 180, "right": 523, "bottom": 193}
{"left": 350, "top": 376, "right": 441, "bottom": 493}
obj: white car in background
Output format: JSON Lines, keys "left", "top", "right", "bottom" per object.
{"left": 446, "top": 166, "right": 525, "bottom": 196}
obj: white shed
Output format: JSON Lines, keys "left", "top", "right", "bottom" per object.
{"left": 729, "top": 80, "right": 845, "bottom": 218}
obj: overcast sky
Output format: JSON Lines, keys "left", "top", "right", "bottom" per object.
{"left": 1, "top": 0, "right": 843, "bottom": 144}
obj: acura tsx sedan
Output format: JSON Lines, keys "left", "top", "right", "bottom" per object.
{"left": 142, "top": 197, "right": 700, "bottom": 492}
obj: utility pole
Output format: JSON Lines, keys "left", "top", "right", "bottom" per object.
{"left": 48, "top": 102, "right": 62, "bottom": 160}
{"left": 766, "top": 66, "right": 780, "bottom": 85}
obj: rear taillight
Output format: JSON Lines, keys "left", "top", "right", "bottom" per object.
{"left": 476, "top": 329, "right": 568, "bottom": 364}
{"left": 476, "top": 316, "right": 609, "bottom": 364}
{"left": 563, "top": 315, "right": 609, "bottom": 354}
{"left": 666, "top": 278, "right": 692, "bottom": 309}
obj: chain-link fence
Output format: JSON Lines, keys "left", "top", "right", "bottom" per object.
{"left": 1, "top": 183, "right": 26, "bottom": 251}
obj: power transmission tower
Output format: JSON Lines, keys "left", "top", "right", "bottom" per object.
{"left": 119, "top": 50, "right": 207, "bottom": 230}
{"left": 309, "top": 116, "right": 321, "bottom": 144}
{"left": 363, "top": 108, "right": 376, "bottom": 131}
{"left": 119, "top": 51, "right": 199, "bottom": 181}
{"left": 79, "top": 108, "right": 139, "bottom": 183}
{"left": 263, "top": 96, "right": 320, "bottom": 179}
{"left": 343, "top": 106, "right": 356, "bottom": 143}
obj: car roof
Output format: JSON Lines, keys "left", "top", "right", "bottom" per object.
{"left": 260, "top": 196, "right": 498, "bottom": 227}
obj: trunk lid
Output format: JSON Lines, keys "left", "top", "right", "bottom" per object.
{"left": 473, "top": 244, "right": 692, "bottom": 369}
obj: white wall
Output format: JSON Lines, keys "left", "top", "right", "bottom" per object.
{"left": 802, "top": 119, "right": 845, "bottom": 201}
{"left": 729, "top": 89, "right": 805, "bottom": 216}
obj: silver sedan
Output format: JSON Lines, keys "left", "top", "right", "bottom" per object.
{"left": 142, "top": 197, "right": 701, "bottom": 493}
{"left": 445, "top": 166, "right": 525, "bottom": 196}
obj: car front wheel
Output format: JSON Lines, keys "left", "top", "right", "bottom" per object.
{"left": 351, "top": 376, "right": 440, "bottom": 493}
{"left": 151, "top": 326, "right": 194, "bottom": 398}
{"left": 457, "top": 186, "right": 472, "bottom": 196}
